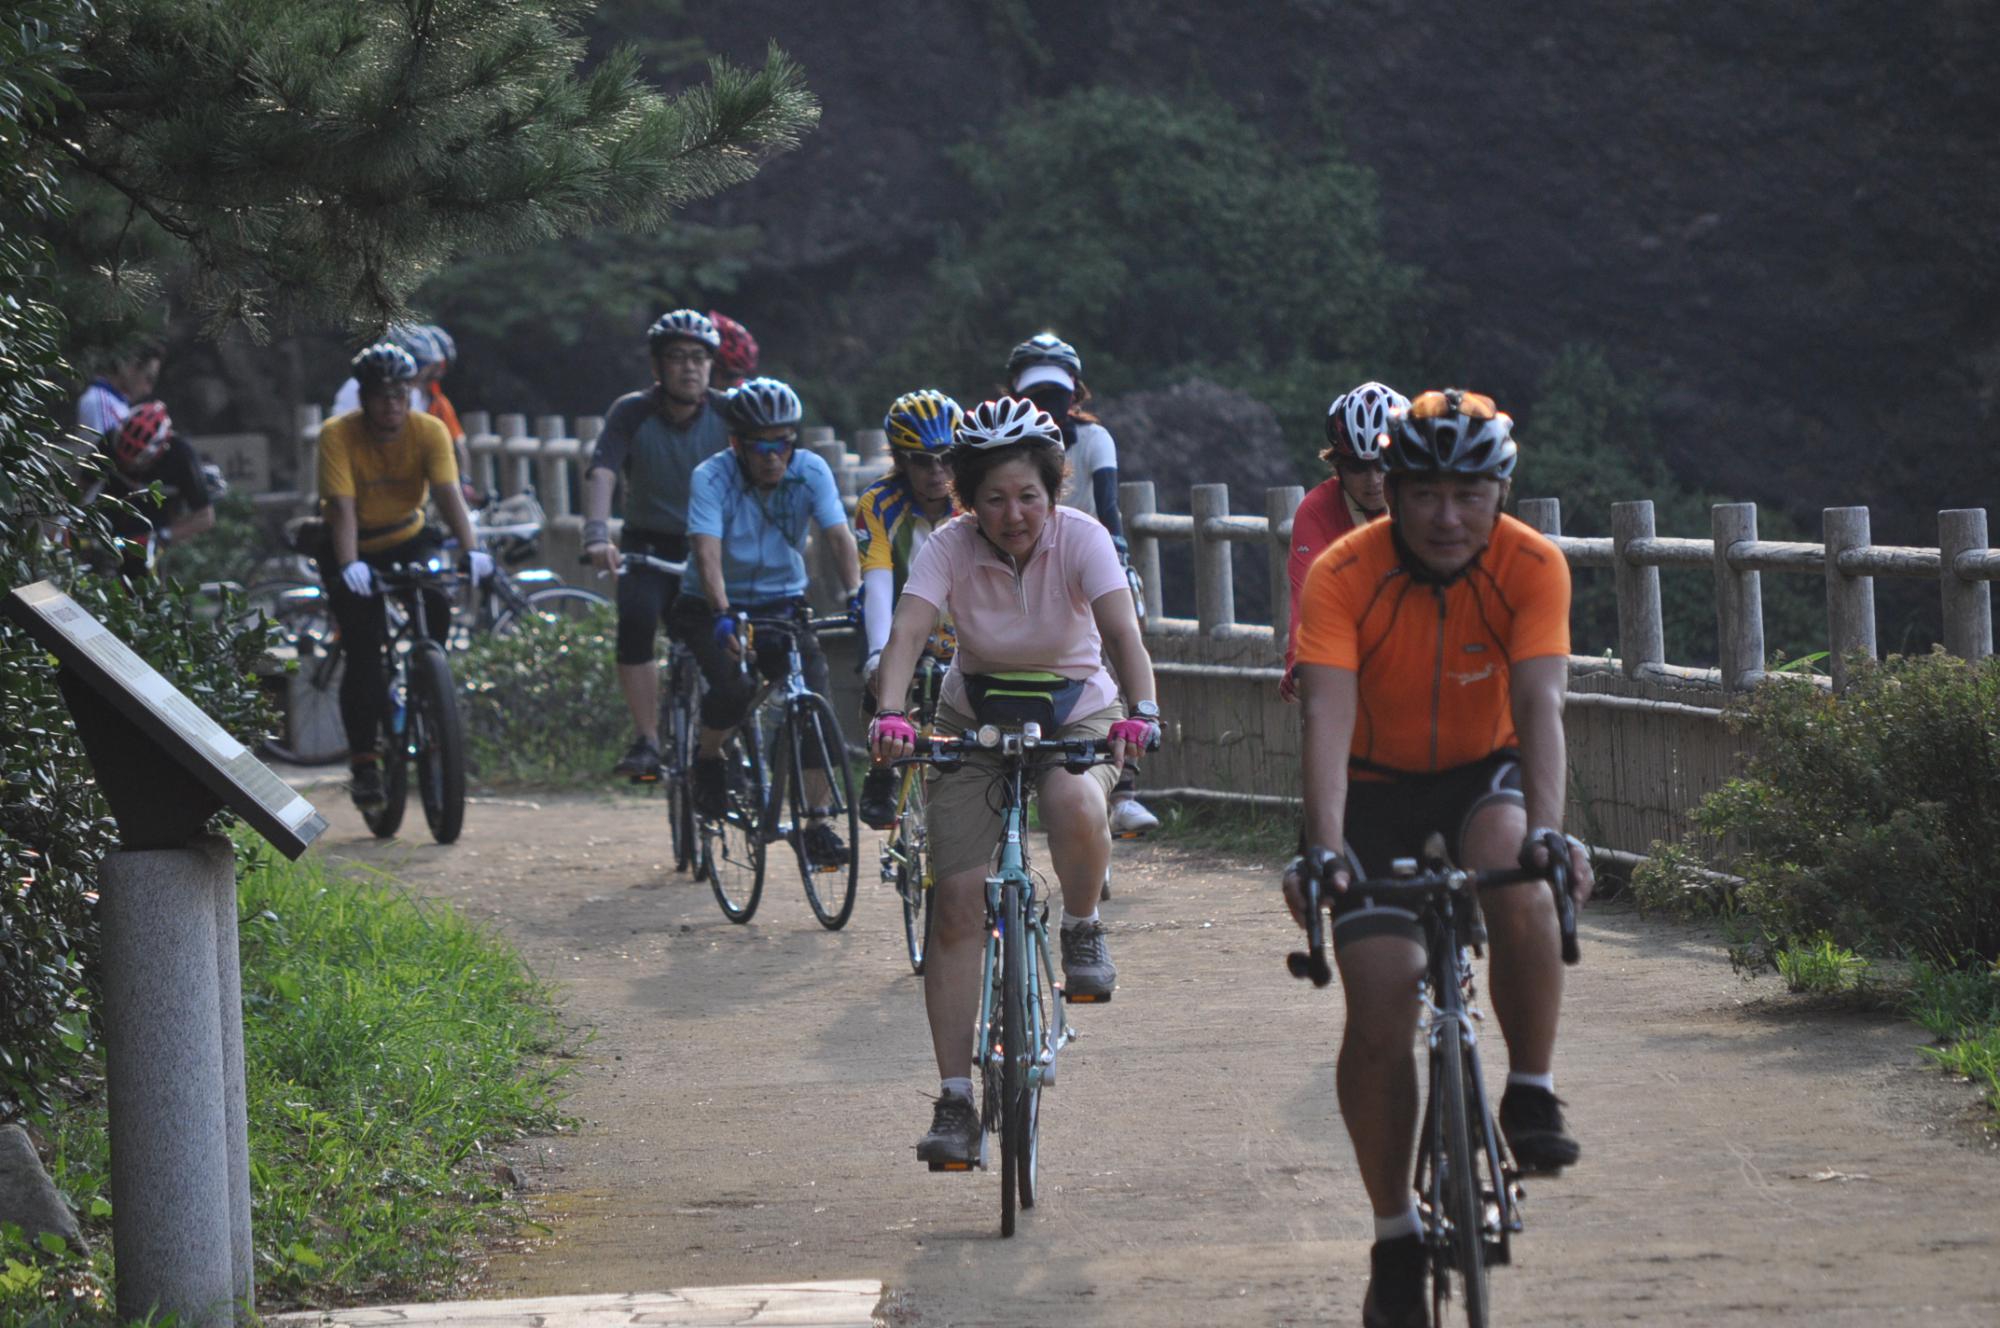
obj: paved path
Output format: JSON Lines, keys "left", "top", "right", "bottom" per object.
{"left": 308, "top": 787, "right": 2000, "bottom": 1327}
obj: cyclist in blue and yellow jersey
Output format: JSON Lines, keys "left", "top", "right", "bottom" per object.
{"left": 582, "top": 309, "right": 733, "bottom": 780}
{"left": 853, "top": 389, "right": 963, "bottom": 828}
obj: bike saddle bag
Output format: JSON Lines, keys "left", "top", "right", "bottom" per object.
{"left": 963, "top": 670, "right": 1087, "bottom": 731}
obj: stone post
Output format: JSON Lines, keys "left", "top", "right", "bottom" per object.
{"left": 1191, "top": 483, "right": 1235, "bottom": 635}
{"left": 1712, "top": 503, "right": 1766, "bottom": 691}
{"left": 1939, "top": 508, "right": 1994, "bottom": 661}
{"left": 1822, "top": 506, "right": 1876, "bottom": 691}
{"left": 1611, "top": 500, "right": 1665, "bottom": 676}
{"left": 1267, "top": 485, "right": 1304, "bottom": 656}
{"left": 1122, "top": 481, "right": 1164, "bottom": 623}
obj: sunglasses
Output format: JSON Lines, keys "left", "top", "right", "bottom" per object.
{"left": 1406, "top": 389, "right": 1498, "bottom": 421}
{"left": 659, "top": 348, "right": 714, "bottom": 367}
{"left": 743, "top": 434, "right": 797, "bottom": 455}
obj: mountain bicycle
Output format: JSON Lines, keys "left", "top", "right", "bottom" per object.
{"left": 349, "top": 560, "right": 467, "bottom": 844}
{"left": 1287, "top": 838, "right": 1578, "bottom": 1327}
{"left": 702, "top": 610, "right": 859, "bottom": 929}
{"left": 881, "top": 651, "right": 945, "bottom": 973}
{"left": 897, "top": 724, "right": 1119, "bottom": 1238}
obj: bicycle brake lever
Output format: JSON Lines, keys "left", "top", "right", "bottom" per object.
{"left": 1285, "top": 875, "right": 1333, "bottom": 987}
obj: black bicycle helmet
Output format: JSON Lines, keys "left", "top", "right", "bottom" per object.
{"left": 1004, "top": 333, "right": 1083, "bottom": 386}
{"left": 647, "top": 308, "right": 722, "bottom": 352}
{"left": 724, "top": 376, "right": 804, "bottom": 432}
{"left": 351, "top": 343, "right": 420, "bottom": 388}
{"left": 1382, "top": 389, "right": 1518, "bottom": 481}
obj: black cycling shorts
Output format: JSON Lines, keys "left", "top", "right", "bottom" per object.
{"left": 614, "top": 528, "right": 688, "bottom": 665}
{"left": 1331, "top": 750, "right": 1523, "bottom": 949}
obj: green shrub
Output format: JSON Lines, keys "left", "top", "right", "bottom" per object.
{"left": 1774, "top": 933, "right": 1872, "bottom": 994}
{"left": 1632, "top": 650, "right": 2000, "bottom": 972}
{"left": 458, "top": 604, "right": 627, "bottom": 785}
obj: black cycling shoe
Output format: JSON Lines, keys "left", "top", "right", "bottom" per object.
{"left": 613, "top": 735, "right": 663, "bottom": 781}
{"left": 348, "top": 761, "right": 386, "bottom": 813}
{"left": 1361, "top": 1233, "right": 1429, "bottom": 1328}
{"left": 692, "top": 756, "right": 728, "bottom": 820}
{"left": 858, "top": 767, "right": 898, "bottom": 830}
{"left": 802, "top": 822, "right": 848, "bottom": 869}
{"left": 915, "top": 1093, "right": 981, "bottom": 1169}
{"left": 1499, "top": 1083, "right": 1581, "bottom": 1174}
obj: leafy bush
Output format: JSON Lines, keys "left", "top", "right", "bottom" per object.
{"left": 1775, "top": 933, "right": 1872, "bottom": 995}
{"left": 1631, "top": 650, "right": 2000, "bottom": 972}
{"left": 458, "top": 604, "right": 627, "bottom": 785}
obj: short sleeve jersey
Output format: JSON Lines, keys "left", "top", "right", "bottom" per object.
{"left": 77, "top": 380, "right": 130, "bottom": 442}
{"left": 1283, "top": 476, "right": 1373, "bottom": 672}
{"left": 586, "top": 387, "right": 730, "bottom": 535}
{"left": 1058, "top": 421, "right": 1117, "bottom": 518}
{"left": 685, "top": 447, "right": 846, "bottom": 604}
{"left": 316, "top": 410, "right": 459, "bottom": 553}
{"left": 901, "top": 507, "right": 1129, "bottom": 719}
{"left": 1294, "top": 514, "right": 1571, "bottom": 778}
{"left": 854, "top": 471, "right": 959, "bottom": 657}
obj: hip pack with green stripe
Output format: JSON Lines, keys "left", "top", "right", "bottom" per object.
{"left": 962, "top": 671, "right": 1088, "bottom": 731}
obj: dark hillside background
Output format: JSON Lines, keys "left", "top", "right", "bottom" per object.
{"left": 159, "top": 1, "right": 2000, "bottom": 554}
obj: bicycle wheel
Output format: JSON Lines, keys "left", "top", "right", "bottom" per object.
{"left": 493, "top": 584, "right": 612, "bottom": 635}
{"left": 362, "top": 672, "right": 409, "bottom": 840}
{"left": 661, "top": 660, "right": 698, "bottom": 872}
{"left": 998, "top": 878, "right": 1028, "bottom": 1238}
{"left": 1432, "top": 1024, "right": 1489, "bottom": 1328}
{"left": 408, "top": 642, "right": 467, "bottom": 844}
{"left": 892, "top": 764, "right": 933, "bottom": 973}
{"left": 702, "top": 728, "right": 767, "bottom": 923}
{"left": 781, "top": 694, "right": 859, "bottom": 929}
{"left": 1017, "top": 912, "right": 1047, "bottom": 1211}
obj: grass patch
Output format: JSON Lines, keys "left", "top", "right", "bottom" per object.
{"left": 1775, "top": 933, "right": 1873, "bottom": 996}
{"left": 1905, "top": 960, "right": 2000, "bottom": 1117}
{"left": 4, "top": 835, "right": 571, "bottom": 1322}
{"left": 1148, "top": 798, "right": 1296, "bottom": 861}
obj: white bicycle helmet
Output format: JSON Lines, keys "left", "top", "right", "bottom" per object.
{"left": 647, "top": 308, "right": 722, "bottom": 352}
{"left": 1325, "top": 381, "right": 1410, "bottom": 464}
{"left": 724, "top": 376, "right": 804, "bottom": 432}
{"left": 955, "top": 396, "right": 1063, "bottom": 450}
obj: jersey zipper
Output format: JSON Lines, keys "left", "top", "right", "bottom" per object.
{"left": 1430, "top": 585, "right": 1447, "bottom": 770}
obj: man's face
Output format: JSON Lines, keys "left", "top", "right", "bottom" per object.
{"left": 1336, "top": 460, "right": 1388, "bottom": 515}
{"left": 112, "top": 356, "right": 161, "bottom": 400}
{"left": 361, "top": 380, "right": 410, "bottom": 436}
{"left": 654, "top": 339, "right": 714, "bottom": 405}
{"left": 1390, "top": 475, "right": 1506, "bottom": 577}
{"left": 733, "top": 427, "right": 796, "bottom": 490}
{"left": 897, "top": 450, "right": 953, "bottom": 505}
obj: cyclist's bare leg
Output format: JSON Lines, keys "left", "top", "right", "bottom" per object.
{"left": 923, "top": 866, "right": 990, "bottom": 1080}
{"left": 1039, "top": 769, "right": 1112, "bottom": 918}
{"left": 619, "top": 662, "right": 660, "bottom": 743}
{"left": 1462, "top": 799, "right": 1563, "bottom": 1076}
{"left": 1334, "top": 934, "right": 1427, "bottom": 1216}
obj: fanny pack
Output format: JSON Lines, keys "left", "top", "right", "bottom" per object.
{"left": 962, "top": 670, "right": 1088, "bottom": 731}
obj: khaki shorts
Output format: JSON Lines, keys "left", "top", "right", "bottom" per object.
{"left": 926, "top": 701, "right": 1123, "bottom": 880}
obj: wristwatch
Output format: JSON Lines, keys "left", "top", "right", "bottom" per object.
{"left": 1132, "top": 700, "right": 1161, "bottom": 721}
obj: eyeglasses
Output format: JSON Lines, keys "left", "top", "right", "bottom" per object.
{"left": 1406, "top": 389, "right": 1498, "bottom": 421}
{"left": 902, "top": 452, "right": 949, "bottom": 470}
{"left": 743, "top": 434, "right": 797, "bottom": 455}
{"left": 659, "top": 348, "right": 714, "bottom": 367}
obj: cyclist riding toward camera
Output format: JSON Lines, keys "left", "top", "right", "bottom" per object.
{"left": 681, "top": 377, "right": 862, "bottom": 867}
{"left": 1282, "top": 388, "right": 1594, "bottom": 1328}
{"left": 317, "top": 343, "right": 490, "bottom": 812}
{"left": 1005, "top": 333, "right": 1158, "bottom": 838}
{"left": 1281, "top": 381, "right": 1406, "bottom": 701}
{"left": 866, "top": 396, "right": 1162, "bottom": 1167}
{"left": 855, "top": 389, "right": 964, "bottom": 830}
{"left": 707, "top": 311, "right": 760, "bottom": 390}
{"left": 583, "top": 309, "right": 734, "bottom": 780}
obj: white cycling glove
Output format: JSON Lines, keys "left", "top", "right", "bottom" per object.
{"left": 467, "top": 550, "right": 495, "bottom": 583}
{"left": 341, "top": 560, "right": 376, "bottom": 597}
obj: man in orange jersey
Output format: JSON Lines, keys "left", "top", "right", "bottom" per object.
{"left": 1283, "top": 389, "right": 1593, "bottom": 1328}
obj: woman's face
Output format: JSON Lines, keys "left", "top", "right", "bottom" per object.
{"left": 972, "top": 457, "right": 1050, "bottom": 559}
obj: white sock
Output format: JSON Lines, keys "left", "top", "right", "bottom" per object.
{"left": 939, "top": 1077, "right": 973, "bottom": 1102}
{"left": 1373, "top": 1206, "right": 1422, "bottom": 1241}
{"left": 1061, "top": 909, "right": 1100, "bottom": 932}
{"left": 1508, "top": 1070, "right": 1556, "bottom": 1094}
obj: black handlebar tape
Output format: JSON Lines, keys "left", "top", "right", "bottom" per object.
{"left": 1285, "top": 874, "right": 1333, "bottom": 987}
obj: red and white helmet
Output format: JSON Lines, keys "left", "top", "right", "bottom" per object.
{"left": 112, "top": 400, "right": 172, "bottom": 474}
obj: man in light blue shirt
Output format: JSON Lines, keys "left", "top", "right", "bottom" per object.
{"left": 678, "top": 378, "right": 861, "bottom": 865}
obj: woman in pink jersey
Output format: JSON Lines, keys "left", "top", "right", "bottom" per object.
{"left": 868, "top": 397, "right": 1163, "bottom": 1168}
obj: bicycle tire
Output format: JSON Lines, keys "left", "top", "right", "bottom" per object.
{"left": 893, "top": 763, "right": 933, "bottom": 973}
{"left": 1434, "top": 1023, "right": 1490, "bottom": 1328}
{"left": 493, "top": 584, "right": 612, "bottom": 636}
{"left": 362, "top": 674, "right": 409, "bottom": 840}
{"left": 782, "top": 694, "right": 859, "bottom": 930}
{"left": 703, "top": 726, "right": 767, "bottom": 923}
{"left": 999, "top": 878, "right": 1027, "bottom": 1238}
{"left": 409, "top": 642, "right": 466, "bottom": 844}
{"left": 662, "top": 657, "right": 699, "bottom": 873}
{"left": 1017, "top": 911, "right": 1046, "bottom": 1211}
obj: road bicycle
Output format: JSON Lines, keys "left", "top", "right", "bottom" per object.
{"left": 1287, "top": 839, "right": 1578, "bottom": 1327}
{"left": 701, "top": 610, "right": 859, "bottom": 930}
{"left": 612, "top": 552, "right": 704, "bottom": 875}
{"left": 898, "top": 724, "right": 1120, "bottom": 1238}
{"left": 880, "top": 651, "right": 945, "bottom": 973}
{"left": 445, "top": 495, "right": 609, "bottom": 642}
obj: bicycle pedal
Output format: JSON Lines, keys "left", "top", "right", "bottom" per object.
{"left": 1112, "top": 829, "right": 1143, "bottom": 841}
{"left": 627, "top": 772, "right": 662, "bottom": 785}
{"left": 927, "top": 1159, "right": 976, "bottom": 1173}
{"left": 1062, "top": 989, "right": 1112, "bottom": 1005}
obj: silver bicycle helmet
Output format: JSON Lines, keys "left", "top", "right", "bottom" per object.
{"left": 1325, "top": 381, "right": 1409, "bottom": 464}
{"left": 955, "top": 396, "right": 1063, "bottom": 450}
{"left": 1005, "top": 333, "right": 1083, "bottom": 385}
{"left": 1382, "top": 389, "right": 1518, "bottom": 481}
{"left": 351, "top": 342, "right": 420, "bottom": 387}
{"left": 724, "top": 376, "right": 804, "bottom": 432}
{"left": 647, "top": 308, "right": 722, "bottom": 352}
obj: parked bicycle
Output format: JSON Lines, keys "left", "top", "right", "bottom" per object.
{"left": 880, "top": 651, "right": 945, "bottom": 973}
{"left": 1288, "top": 838, "right": 1578, "bottom": 1327}
{"left": 701, "top": 610, "right": 859, "bottom": 930}
{"left": 446, "top": 494, "right": 608, "bottom": 642}
{"left": 896, "top": 724, "right": 1117, "bottom": 1237}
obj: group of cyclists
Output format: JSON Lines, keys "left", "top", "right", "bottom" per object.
{"left": 80, "top": 301, "right": 1596, "bottom": 1325}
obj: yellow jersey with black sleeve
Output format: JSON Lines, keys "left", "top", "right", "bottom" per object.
{"left": 317, "top": 410, "right": 458, "bottom": 553}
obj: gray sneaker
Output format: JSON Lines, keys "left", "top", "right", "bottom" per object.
{"left": 916, "top": 1093, "right": 981, "bottom": 1169}
{"left": 1060, "top": 920, "right": 1116, "bottom": 1002}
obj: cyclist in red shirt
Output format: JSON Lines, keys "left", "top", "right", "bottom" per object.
{"left": 1280, "top": 382, "right": 1405, "bottom": 699}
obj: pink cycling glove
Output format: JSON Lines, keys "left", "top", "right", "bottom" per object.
{"left": 870, "top": 712, "right": 917, "bottom": 749}
{"left": 1108, "top": 717, "right": 1161, "bottom": 752}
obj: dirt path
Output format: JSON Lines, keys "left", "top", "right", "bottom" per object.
{"left": 308, "top": 786, "right": 2000, "bottom": 1326}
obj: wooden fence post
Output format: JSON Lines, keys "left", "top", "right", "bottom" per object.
{"left": 1518, "top": 497, "right": 1560, "bottom": 536}
{"left": 1822, "top": 506, "right": 1876, "bottom": 691}
{"left": 1713, "top": 503, "right": 1766, "bottom": 690}
{"left": 1190, "top": 483, "right": 1235, "bottom": 635}
{"left": 1267, "top": 485, "right": 1304, "bottom": 657}
{"left": 1611, "top": 501, "right": 1665, "bottom": 676}
{"left": 1939, "top": 508, "right": 1994, "bottom": 661}
{"left": 1122, "top": 481, "right": 1164, "bottom": 622}
{"left": 293, "top": 405, "right": 322, "bottom": 494}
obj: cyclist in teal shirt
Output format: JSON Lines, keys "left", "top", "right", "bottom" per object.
{"left": 678, "top": 377, "right": 861, "bottom": 865}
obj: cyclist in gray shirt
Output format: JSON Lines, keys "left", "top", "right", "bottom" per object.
{"left": 584, "top": 309, "right": 733, "bottom": 779}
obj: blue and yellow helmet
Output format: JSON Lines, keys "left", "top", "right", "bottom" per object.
{"left": 883, "top": 389, "right": 963, "bottom": 453}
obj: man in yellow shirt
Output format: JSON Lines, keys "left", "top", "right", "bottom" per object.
{"left": 316, "top": 343, "right": 487, "bottom": 811}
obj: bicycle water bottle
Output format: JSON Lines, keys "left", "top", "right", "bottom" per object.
{"left": 388, "top": 686, "right": 407, "bottom": 737}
